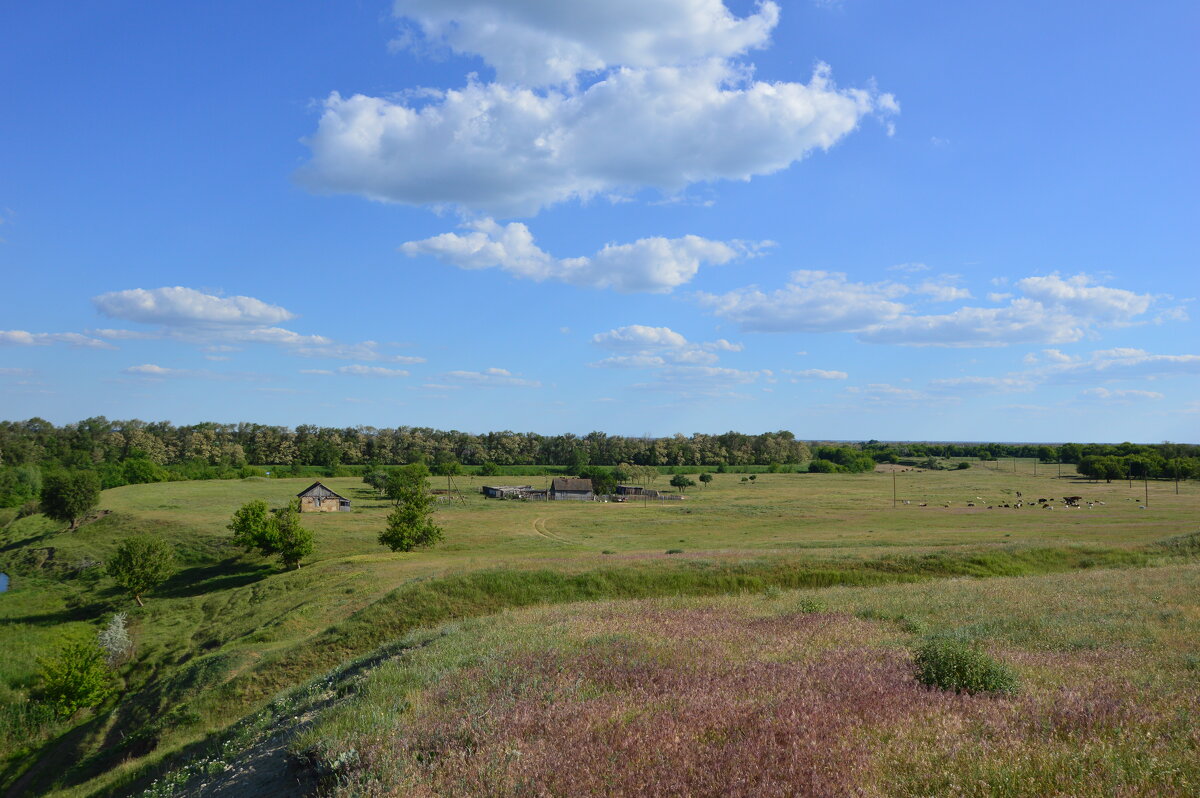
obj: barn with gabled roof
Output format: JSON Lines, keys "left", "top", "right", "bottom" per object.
{"left": 297, "top": 481, "right": 351, "bottom": 513}
{"left": 550, "top": 477, "right": 594, "bottom": 501}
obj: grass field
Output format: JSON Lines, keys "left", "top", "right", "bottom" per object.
{"left": 1, "top": 465, "right": 1196, "bottom": 796}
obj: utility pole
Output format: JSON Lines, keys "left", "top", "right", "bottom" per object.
{"left": 1145, "top": 472, "right": 1149, "bottom": 507}
{"left": 892, "top": 467, "right": 897, "bottom": 509}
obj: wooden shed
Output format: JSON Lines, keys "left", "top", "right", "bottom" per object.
{"left": 297, "top": 481, "right": 351, "bottom": 513}
{"left": 550, "top": 477, "right": 594, "bottom": 501}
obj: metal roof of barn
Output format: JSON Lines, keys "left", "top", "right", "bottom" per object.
{"left": 551, "top": 478, "right": 594, "bottom": 492}
{"left": 296, "top": 481, "right": 349, "bottom": 501}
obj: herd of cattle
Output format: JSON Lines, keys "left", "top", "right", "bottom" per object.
{"left": 902, "top": 490, "right": 1146, "bottom": 510}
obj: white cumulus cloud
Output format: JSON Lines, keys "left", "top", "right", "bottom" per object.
{"left": 1, "top": 330, "right": 115, "bottom": 349}
{"left": 391, "top": 0, "right": 781, "bottom": 87}
{"left": 697, "top": 270, "right": 907, "bottom": 333}
{"left": 94, "top": 287, "right": 295, "bottom": 327}
{"left": 301, "top": 59, "right": 894, "bottom": 216}
{"left": 445, "top": 367, "right": 541, "bottom": 387}
{"left": 589, "top": 324, "right": 743, "bottom": 367}
{"left": 402, "top": 218, "right": 751, "bottom": 292}
{"left": 337, "top": 365, "right": 410, "bottom": 377}
{"left": 785, "top": 368, "right": 848, "bottom": 380}
{"left": 1082, "top": 387, "right": 1164, "bottom": 401}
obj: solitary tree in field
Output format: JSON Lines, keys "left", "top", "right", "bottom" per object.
{"left": 270, "top": 501, "right": 314, "bottom": 569}
{"left": 670, "top": 474, "right": 696, "bottom": 493}
{"left": 228, "top": 499, "right": 271, "bottom": 551}
{"left": 379, "top": 466, "right": 442, "bottom": 552}
{"left": 698, "top": 473, "right": 713, "bottom": 488}
{"left": 385, "top": 463, "right": 430, "bottom": 505}
{"left": 41, "top": 471, "right": 101, "bottom": 530}
{"left": 362, "top": 469, "right": 388, "bottom": 496}
{"left": 105, "top": 536, "right": 176, "bottom": 606}
{"left": 227, "top": 498, "right": 314, "bottom": 570}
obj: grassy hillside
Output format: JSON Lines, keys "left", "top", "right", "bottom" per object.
{"left": 1, "top": 467, "right": 1196, "bottom": 796}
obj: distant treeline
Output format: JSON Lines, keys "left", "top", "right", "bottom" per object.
{"left": 0, "top": 417, "right": 1197, "bottom": 507}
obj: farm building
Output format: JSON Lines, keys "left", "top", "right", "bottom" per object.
{"left": 482, "top": 485, "right": 534, "bottom": 499}
{"left": 615, "top": 485, "right": 643, "bottom": 495}
{"left": 550, "top": 478, "right": 594, "bottom": 501}
{"left": 297, "top": 481, "right": 351, "bottom": 513}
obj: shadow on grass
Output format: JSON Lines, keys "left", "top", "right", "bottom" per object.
{"left": 0, "top": 529, "right": 60, "bottom": 553}
{"left": 157, "top": 559, "right": 274, "bottom": 599}
{"left": 2, "top": 598, "right": 116, "bottom": 626}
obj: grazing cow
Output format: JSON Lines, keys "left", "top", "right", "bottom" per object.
{"left": 1139, "top": 505, "right": 1147, "bottom": 510}
{"left": 967, "top": 503, "right": 975, "bottom": 507}
{"left": 1064, "top": 496, "right": 1082, "bottom": 507}
{"left": 1043, "top": 505, "right": 1053, "bottom": 510}
{"left": 1038, "top": 498, "right": 1048, "bottom": 504}
{"left": 1016, "top": 491, "right": 1022, "bottom": 498}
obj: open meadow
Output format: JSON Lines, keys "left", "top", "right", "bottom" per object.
{"left": 1, "top": 463, "right": 1198, "bottom": 796}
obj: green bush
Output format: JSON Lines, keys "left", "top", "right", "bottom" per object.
{"left": 956, "top": 461, "right": 971, "bottom": 470}
{"left": 37, "top": 641, "right": 114, "bottom": 719}
{"left": 913, "top": 636, "right": 1018, "bottom": 695}
{"left": 795, "top": 597, "right": 826, "bottom": 613}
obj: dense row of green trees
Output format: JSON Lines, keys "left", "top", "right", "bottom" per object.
{"left": 3, "top": 417, "right": 1198, "bottom": 508}
{"left": 0, "top": 418, "right": 815, "bottom": 470}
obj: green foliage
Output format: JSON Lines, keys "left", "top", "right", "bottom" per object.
{"left": 956, "top": 461, "right": 971, "bottom": 470}
{"left": 577, "top": 465, "right": 616, "bottom": 494}
{"left": 808, "top": 458, "right": 839, "bottom": 473}
{"left": 385, "top": 463, "right": 430, "bottom": 505}
{"left": 665, "top": 549, "right": 684, "bottom": 554}
{"left": 379, "top": 469, "right": 443, "bottom": 553}
{"left": 37, "top": 640, "right": 114, "bottom": 719}
{"left": 670, "top": 474, "right": 696, "bottom": 492}
{"left": 271, "top": 501, "right": 315, "bottom": 569}
{"left": 228, "top": 498, "right": 314, "bottom": 569}
{"left": 0, "top": 464, "right": 42, "bottom": 508}
{"left": 228, "top": 499, "right": 271, "bottom": 552}
{"left": 106, "top": 536, "right": 177, "bottom": 605}
{"left": 795, "top": 597, "right": 826, "bottom": 613}
{"left": 362, "top": 469, "right": 387, "bottom": 495}
{"left": 698, "top": 473, "right": 713, "bottom": 487}
{"left": 123, "top": 458, "right": 169, "bottom": 485}
{"left": 478, "top": 461, "right": 501, "bottom": 477}
{"left": 40, "top": 470, "right": 101, "bottom": 529}
{"left": 913, "top": 636, "right": 1018, "bottom": 695}
{"left": 814, "top": 446, "right": 876, "bottom": 473}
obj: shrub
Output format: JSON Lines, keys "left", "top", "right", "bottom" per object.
{"left": 37, "top": 641, "right": 114, "bottom": 719}
{"left": 956, "top": 461, "right": 971, "bottom": 470}
{"left": 796, "top": 597, "right": 826, "bottom": 613}
{"left": 665, "top": 549, "right": 684, "bottom": 554}
{"left": 913, "top": 636, "right": 1018, "bottom": 695}
{"left": 98, "top": 612, "right": 133, "bottom": 667}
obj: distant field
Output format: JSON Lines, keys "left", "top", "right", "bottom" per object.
{"left": 0, "top": 465, "right": 1196, "bottom": 796}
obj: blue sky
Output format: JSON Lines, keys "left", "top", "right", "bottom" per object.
{"left": 2, "top": 0, "right": 1197, "bottom": 441}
